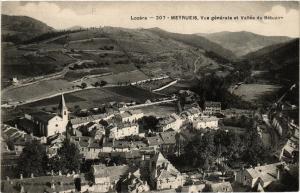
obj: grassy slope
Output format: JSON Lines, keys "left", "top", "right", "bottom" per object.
{"left": 244, "top": 39, "right": 299, "bottom": 83}
{"left": 202, "top": 31, "right": 291, "bottom": 57}
{"left": 1, "top": 14, "right": 53, "bottom": 43}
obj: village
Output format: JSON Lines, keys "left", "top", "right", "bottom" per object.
{"left": 1, "top": 83, "right": 298, "bottom": 193}
{"left": 1, "top": 2, "right": 299, "bottom": 192}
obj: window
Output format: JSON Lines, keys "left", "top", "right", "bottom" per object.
{"left": 55, "top": 124, "right": 58, "bottom": 127}
{"left": 64, "top": 111, "right": 66, "bottom": 115}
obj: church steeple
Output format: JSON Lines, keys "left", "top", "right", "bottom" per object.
{"left": 58, "top": 94, "right": 68, "bottom": 124}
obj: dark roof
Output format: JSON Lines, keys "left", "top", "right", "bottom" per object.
{"left": 1, "top": 174, "right": 83, "bottom": 193}
{"left": 70, "top": 136, "right": 101, "bottom": 148}
{"left": 30, "top": 112, "right": 57, "bottom": 123}
{"left": 159, "top": 131, "right": 176, "bottom": 144}
{"left": 146, "top": 135, "right": 164, "bottom": 146}
{"left": 16, "top": 118, "right": 37, "bottom": 131}
{"left": 107, "top": 140, "right": 147, "bottom": 149}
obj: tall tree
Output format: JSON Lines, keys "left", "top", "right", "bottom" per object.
{"left": 53, "top": 139, "right": 82, "bottom": 174}
{"left": 16, "top": 140, "right": 48, "bottom": 177}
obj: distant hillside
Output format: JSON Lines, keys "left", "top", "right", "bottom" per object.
{"left": 245, "top": 39, "right": 299, "bottom": 83}
{"left": 1, "top": 14, "right": 54, "bottom": 44}
{"left": 147, "top": 28, "right": 236, "bottom": 60}
{"left": 2, "top": 26, "right": 236, "bottom": 84}
{"left": 67, "top": 26, "right": 85, "bottom": 31}
{"left": 200, "top": 31, "right": 291, "bottom": 57}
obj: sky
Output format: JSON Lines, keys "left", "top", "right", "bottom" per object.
{"left": 1, "top": 1, "right": 299, "bottom": 37}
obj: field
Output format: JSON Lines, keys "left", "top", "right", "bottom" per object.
{"left": 1, "top": 45, "right": 75, "bottom": 81}
{"left": 23, "top": 88, "right": 132, "bottom": 111}
{"left": 136, "top": 77, "right": 174, "bottom": 90}
{"left": 231, "top": 83, "right": 281, "bottom": 102}
{"left": 21, "top": 86, "right": 164, "bottom": 112}
{"left": 131, "top": 103, "right": 177, "bottom": 118}
{"left": 2, "top": 79, "right": 76, "bottom": 103}
{"left": 2, "top": 70, "right": 151, "bottom": 105}
{"left": 84, "top": 70, "right": 149, "bottom": 85}
{"left": 64, "top": 68, "right": 111, "bottom": 81}
{"left": 104, "top": 86, "right": 165, "bottom": 103}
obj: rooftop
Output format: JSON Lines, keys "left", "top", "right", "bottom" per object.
{"left": 209, "top": 181, "right": 233, "bottom": 192}
{"left": 29, "top": 112, "right": 57, "bottom": 123}
{"left": 92, "top": 164, "right": 129, "bottom": 182}
{"left": 159, "top": 131, "right": 176, "bottom": 144}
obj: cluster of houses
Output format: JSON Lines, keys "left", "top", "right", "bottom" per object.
{"left": 1, "top": 93, "right": 298, "bottom": 193}
{"left": 2, "top": 148, "right": 297, "bottom": 193}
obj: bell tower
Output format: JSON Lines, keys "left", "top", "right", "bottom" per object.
{"left": 58, "top": 94, "right": 68, "bottom": 128}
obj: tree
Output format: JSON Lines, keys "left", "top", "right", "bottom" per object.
{"left": 16, "top": 140, "right": 48, "bottom": 177}
{"left": 138, "top": 116, "right": 159, "bottom": 132}
{"left": 184, "top": 132, "right": 215, "bottom": 168}
{"left": 81, "top": 82, "right": 87, "bottom": 89}
{"left": 53, "top": 139, "right": 82, "bottom": 174}
{"left": 99, "top": 80, "right": 107, "bottom": 87}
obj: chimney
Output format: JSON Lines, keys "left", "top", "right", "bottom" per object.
{"left": 20, "top": 185, "right": 25, "bottom": 193}
{"left": 31, "top": 173, "right": 34, "bottom": 178}
{"left": 59, "top": 170, "right": 62, "bottom": 176}
{"left": 6, "top": 176, "right": 10, "bottom": 181}
{"left": 277, "top": 165, "right": 283, "bottom": 180}
{"left": 128, "top": 172, "right": 132, "bottom": 178}
{"left": 20, "top": 174, "right": 23, "bottom": 180}
{"left": 51, "top": 180, "right": 56, "bottom": 189}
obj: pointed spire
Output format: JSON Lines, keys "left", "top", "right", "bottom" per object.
{"left": 58, "top": 94, "right": 66, "bottom": 110}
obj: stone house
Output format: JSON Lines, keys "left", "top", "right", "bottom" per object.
{"left": 236, "top": 162, "right": 284, "bottom": 189}
{"left": 149, "top": 152, "right": 183, "bottom": 190}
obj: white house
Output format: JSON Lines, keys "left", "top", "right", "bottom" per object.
{"left": 180, "top": 107, "right": 202, "bottom": 121}
{"left": 158, "top": 113, "right": 183, "bottom": 132}
{"left": 193, "top": 116, "right": 218, "bottom": 130}
{"left": 116, "top": 110, "right": 144, "bottom": 123}
{"left": 108, "top": 123, "right": 139, "bottom": 140}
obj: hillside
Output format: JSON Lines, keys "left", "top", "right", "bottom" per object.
{"left": 2, "top": 26, "right": 236, "bottom": 86}
{"left": 1, "top": 14, "right": 54, "bottom": 44}
{"left": 147, "top": 27, "right": 236, "bottom": 60}
{"left": 200, "top": 31, "right": 291, "bottom": 57}
{"left": 244, "top": 38, "right": 299, "bottom": 83}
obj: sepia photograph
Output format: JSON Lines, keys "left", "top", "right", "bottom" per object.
{"left": 0, "top": 1, "right": 299, "bottom": 192}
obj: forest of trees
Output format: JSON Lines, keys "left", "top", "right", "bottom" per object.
{"left": 191, "top": 73, "right": 253, "bottom": 109}
{"left": 16, "top": 139, "right": 82, "bottom": 177}
{"left": 176, "top": 126, "right": 271, "bottom": 171}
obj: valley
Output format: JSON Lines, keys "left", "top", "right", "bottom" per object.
{"left": 1, "top": 2, "right": 299, "bottom": 193}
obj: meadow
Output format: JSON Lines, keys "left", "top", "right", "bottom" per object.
{"left": 231, "top": 83, "right": 281, "bottom": 102}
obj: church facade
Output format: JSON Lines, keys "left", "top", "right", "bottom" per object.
{"left": 24, "top": 94, "right": 69, "bottom": 137}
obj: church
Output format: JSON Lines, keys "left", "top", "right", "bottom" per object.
{"left": 23, "top": 94, "right": 69, "bottom": 137}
